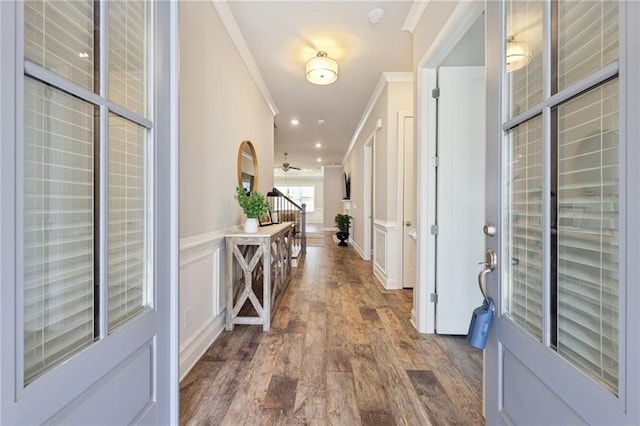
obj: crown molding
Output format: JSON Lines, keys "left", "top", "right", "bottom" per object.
{"left": 211, "top": 1, "right": 279, "bottom": 116}
{"left": 342, "top": 72, "right": 413, "bottom": 165}
{"left": 383, "top": 72, "right": 414, "bottom": 83}
{"left": 417, "top": 0, "right": 484, "bottom": 69}
{"left": 402, "top": 1, "right": 431, "bottom": 34}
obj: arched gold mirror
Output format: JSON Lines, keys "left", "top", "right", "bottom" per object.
{"left": 237, "top": 140, "right": 258, "bottom": 192}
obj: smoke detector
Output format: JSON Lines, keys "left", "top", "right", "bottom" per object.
{"left": 368, "top": 8, "right": 384, "bottom": 24}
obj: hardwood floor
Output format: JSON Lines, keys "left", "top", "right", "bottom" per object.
{"left": 180, "top": 232, "right": 484, "bottom": 425}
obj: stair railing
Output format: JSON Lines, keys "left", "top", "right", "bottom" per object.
{"left": 267, "top": 188, "right": 306, "bottom": 256}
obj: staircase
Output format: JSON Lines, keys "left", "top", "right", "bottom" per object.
{"left": 267, "top": 188, "right": 306, "bottom": 266}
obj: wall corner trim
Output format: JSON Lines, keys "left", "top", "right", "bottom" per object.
{"left": 402, "top": 0, "right": 431, "bottom": 34}
{"left": 211, "top": 0, "right": 279, "bottom": 116}
{"left": 416, "top": 0, "right": 485, "bottom": 69}
{"left": 342, "top": 72, "right": 413, "bottom": 165}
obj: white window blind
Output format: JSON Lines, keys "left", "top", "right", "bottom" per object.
{"left": 109, "top": 0, "right": 147, "bottom": 117}
{"left": 558, "top": 1, "right": 618, "bottom": 91}
{"left": 24, "top": 0, "right": 95, "bottom": 91}
{"left": 21, "top": 0, "right": 152, "bottom": 385}
{"left": 504, "top": 0, "right": 620, "bottom": 396}
{"left": 556, "top": 79, "right": 619, "bottom": 394}
{"left": 506, "top": 0, "right": 543, "bottom": 119}
{"left": 108, "top": 114, "right": 148, "bottom": 332}
{"left": 23, "top": 78, "right": 96, "bottom": 385}
{"left": 506, "top": 115, "right": 543, "bottom": 340}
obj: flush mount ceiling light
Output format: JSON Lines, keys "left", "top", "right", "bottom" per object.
{"left": 506, "top": 36, "right": 531, "bottom": 72}
{"left": 306, "top": 51, "right": 338, "bottom": 85}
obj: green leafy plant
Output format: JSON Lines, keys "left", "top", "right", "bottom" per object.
{"left": 235, "top": 186, "right": 269, "bottom": 218}
{"left": 334, "top": 213, "right": 352, "bottom": 233}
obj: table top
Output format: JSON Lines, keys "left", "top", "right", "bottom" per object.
{"left": 225, "top": 221, "right": 293, "bottom": 238}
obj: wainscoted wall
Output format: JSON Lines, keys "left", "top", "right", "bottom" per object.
{"left": 372, "top": 220, "right": 401, "bottom": 289}
{"left": 179, "top": 231, "right": 229, "bottom": 380}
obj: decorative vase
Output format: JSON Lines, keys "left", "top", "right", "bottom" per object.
{"left": 336, "top": 231, "right": 349, "bottom": 246}
{"left": 244, "top": 218, "right": 258, "bottom": 233}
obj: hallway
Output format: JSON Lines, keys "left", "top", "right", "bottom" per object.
{"left": 180, "top": 232, "right": 483, "bottom": 425}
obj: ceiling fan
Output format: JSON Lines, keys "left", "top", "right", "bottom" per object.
{"left": 281, "top": 152, "right": 301, "bottom": 172}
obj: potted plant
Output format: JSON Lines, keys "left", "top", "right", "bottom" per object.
{"left": 334, "top": 213, "right": 352, "bottom": 246}
{"left": 235, "top": 185, "right": 269, "bottom": 233}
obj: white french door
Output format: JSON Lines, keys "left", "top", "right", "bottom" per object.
{"left": 485, "top": 0, "right": 640, "bottom": 423}
{"left": 0, "top": 1, "right": 178, "bottom": 424}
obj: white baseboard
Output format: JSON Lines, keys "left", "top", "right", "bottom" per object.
{"left": 179, "top": 311, "right": 226, "bottom": 381}
{"left": 373, "top": 263, "right": 387, "bottom": 288}
{"left": 351, "top": 239, "right": 365, "bottom": 259}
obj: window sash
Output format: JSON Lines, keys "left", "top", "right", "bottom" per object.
{"left": 20, "top": 0, "right": 153, "bottom": 387}
{"left": 502, "top": 0, "right": 620, "bottom": 396}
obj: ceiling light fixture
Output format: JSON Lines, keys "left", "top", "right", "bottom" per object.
{"left": 290, "top": 119, "right": 299, "bottom": 125}
{"left": 506, "top": 36, "right": 531, "bottom": 72}
{"left": 306, "top": 51, "right": 338, "bottom": 85}
{"left": 316, "top": 157, "right": 322, "bottom": 162}
{"left": 315, "top": 143, "right": 322, "bottom": 148}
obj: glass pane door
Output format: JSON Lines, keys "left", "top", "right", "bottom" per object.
{"left": 502, "top": 0, "right": 620, "bottom": 396}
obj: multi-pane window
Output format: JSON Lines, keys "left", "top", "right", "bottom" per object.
{"left": 504, "top": 0, "right": 619, "bottom": 395}
{"left": 505, "top": 115, "right": 543, "bottom": 340}
{"left": 276, "top": 186, "right": 316, "bottom": 212}
{"left": 22, "top": 1, "right": 152, "bottom": 385}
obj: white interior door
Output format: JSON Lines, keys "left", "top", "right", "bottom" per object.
{"left": 0, "top": 2, "right": 178, "bottom": 424}
{"left": 485, "top": 1, "right": 639, "bottom": 423}
{"left": 435, "top": 66, "right": 485, "bottom": 334}
{"left": 402, "top": 116, "right": 416, "bottom": 288}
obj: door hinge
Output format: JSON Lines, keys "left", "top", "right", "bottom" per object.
{"left": 431, "top": 156, "right": 439, "bottom": 167}
{"left": 432, "top": 87, "right": 440, "bottom": 99}
{"left": 430, "top": 225, "right": 439, "bottom": 235}
{"left": 430, "top": 293, "right": 438, "bottom": 303}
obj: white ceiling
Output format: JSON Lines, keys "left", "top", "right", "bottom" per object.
{"left": 225, "top": 1, "right": 415, "bottom": 171}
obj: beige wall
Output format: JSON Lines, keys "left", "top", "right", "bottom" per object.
{"left": 178, "top": 1, "right": 274, "bottom": 378}
{"left": 323, "top": 166, "right": 344, "bottom": 229}
{"left": 344, "top": 78, "right": 413, "bottom": 252}
{"left": 180, "top": 1, "right": 274, "bottom": 240}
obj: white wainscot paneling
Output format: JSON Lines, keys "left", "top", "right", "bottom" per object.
{"left": 179, "top": 231, "right": 227, "bottom": 380}
{"left": 373, "top": 221, "right": 401, "bottom": 289}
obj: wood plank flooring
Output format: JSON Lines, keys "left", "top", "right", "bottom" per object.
{"left": 180, "top": 232, "right": 483, "bottom": 425}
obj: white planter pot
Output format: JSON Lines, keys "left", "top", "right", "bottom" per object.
{"left": 244, "top": 217, "right": 258, "bottom": 233}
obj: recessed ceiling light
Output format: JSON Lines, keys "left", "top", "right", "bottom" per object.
{"left": 78, "top": 52, "right": 89, "bottom": 58}
{"left": 316, "top": 157, "right": 322, "bottom": 162}
{"left": 317, "top": 119, "right": 325, "bottom": 126}
{"left": 315, "top": 143, "right": 322, "bottom": 148}
{"left": 290, "top": 119, "right": 299, "bottom": 125}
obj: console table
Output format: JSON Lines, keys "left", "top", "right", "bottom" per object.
{"left": 225, "top": 222, "right": 293, "bottom": 331}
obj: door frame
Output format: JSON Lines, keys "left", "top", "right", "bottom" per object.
{"left": 414, "top": 0, "right": 485, "bottom": 333}
{"left": 363, "top": 131, "right": 376, "bottom": 261}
